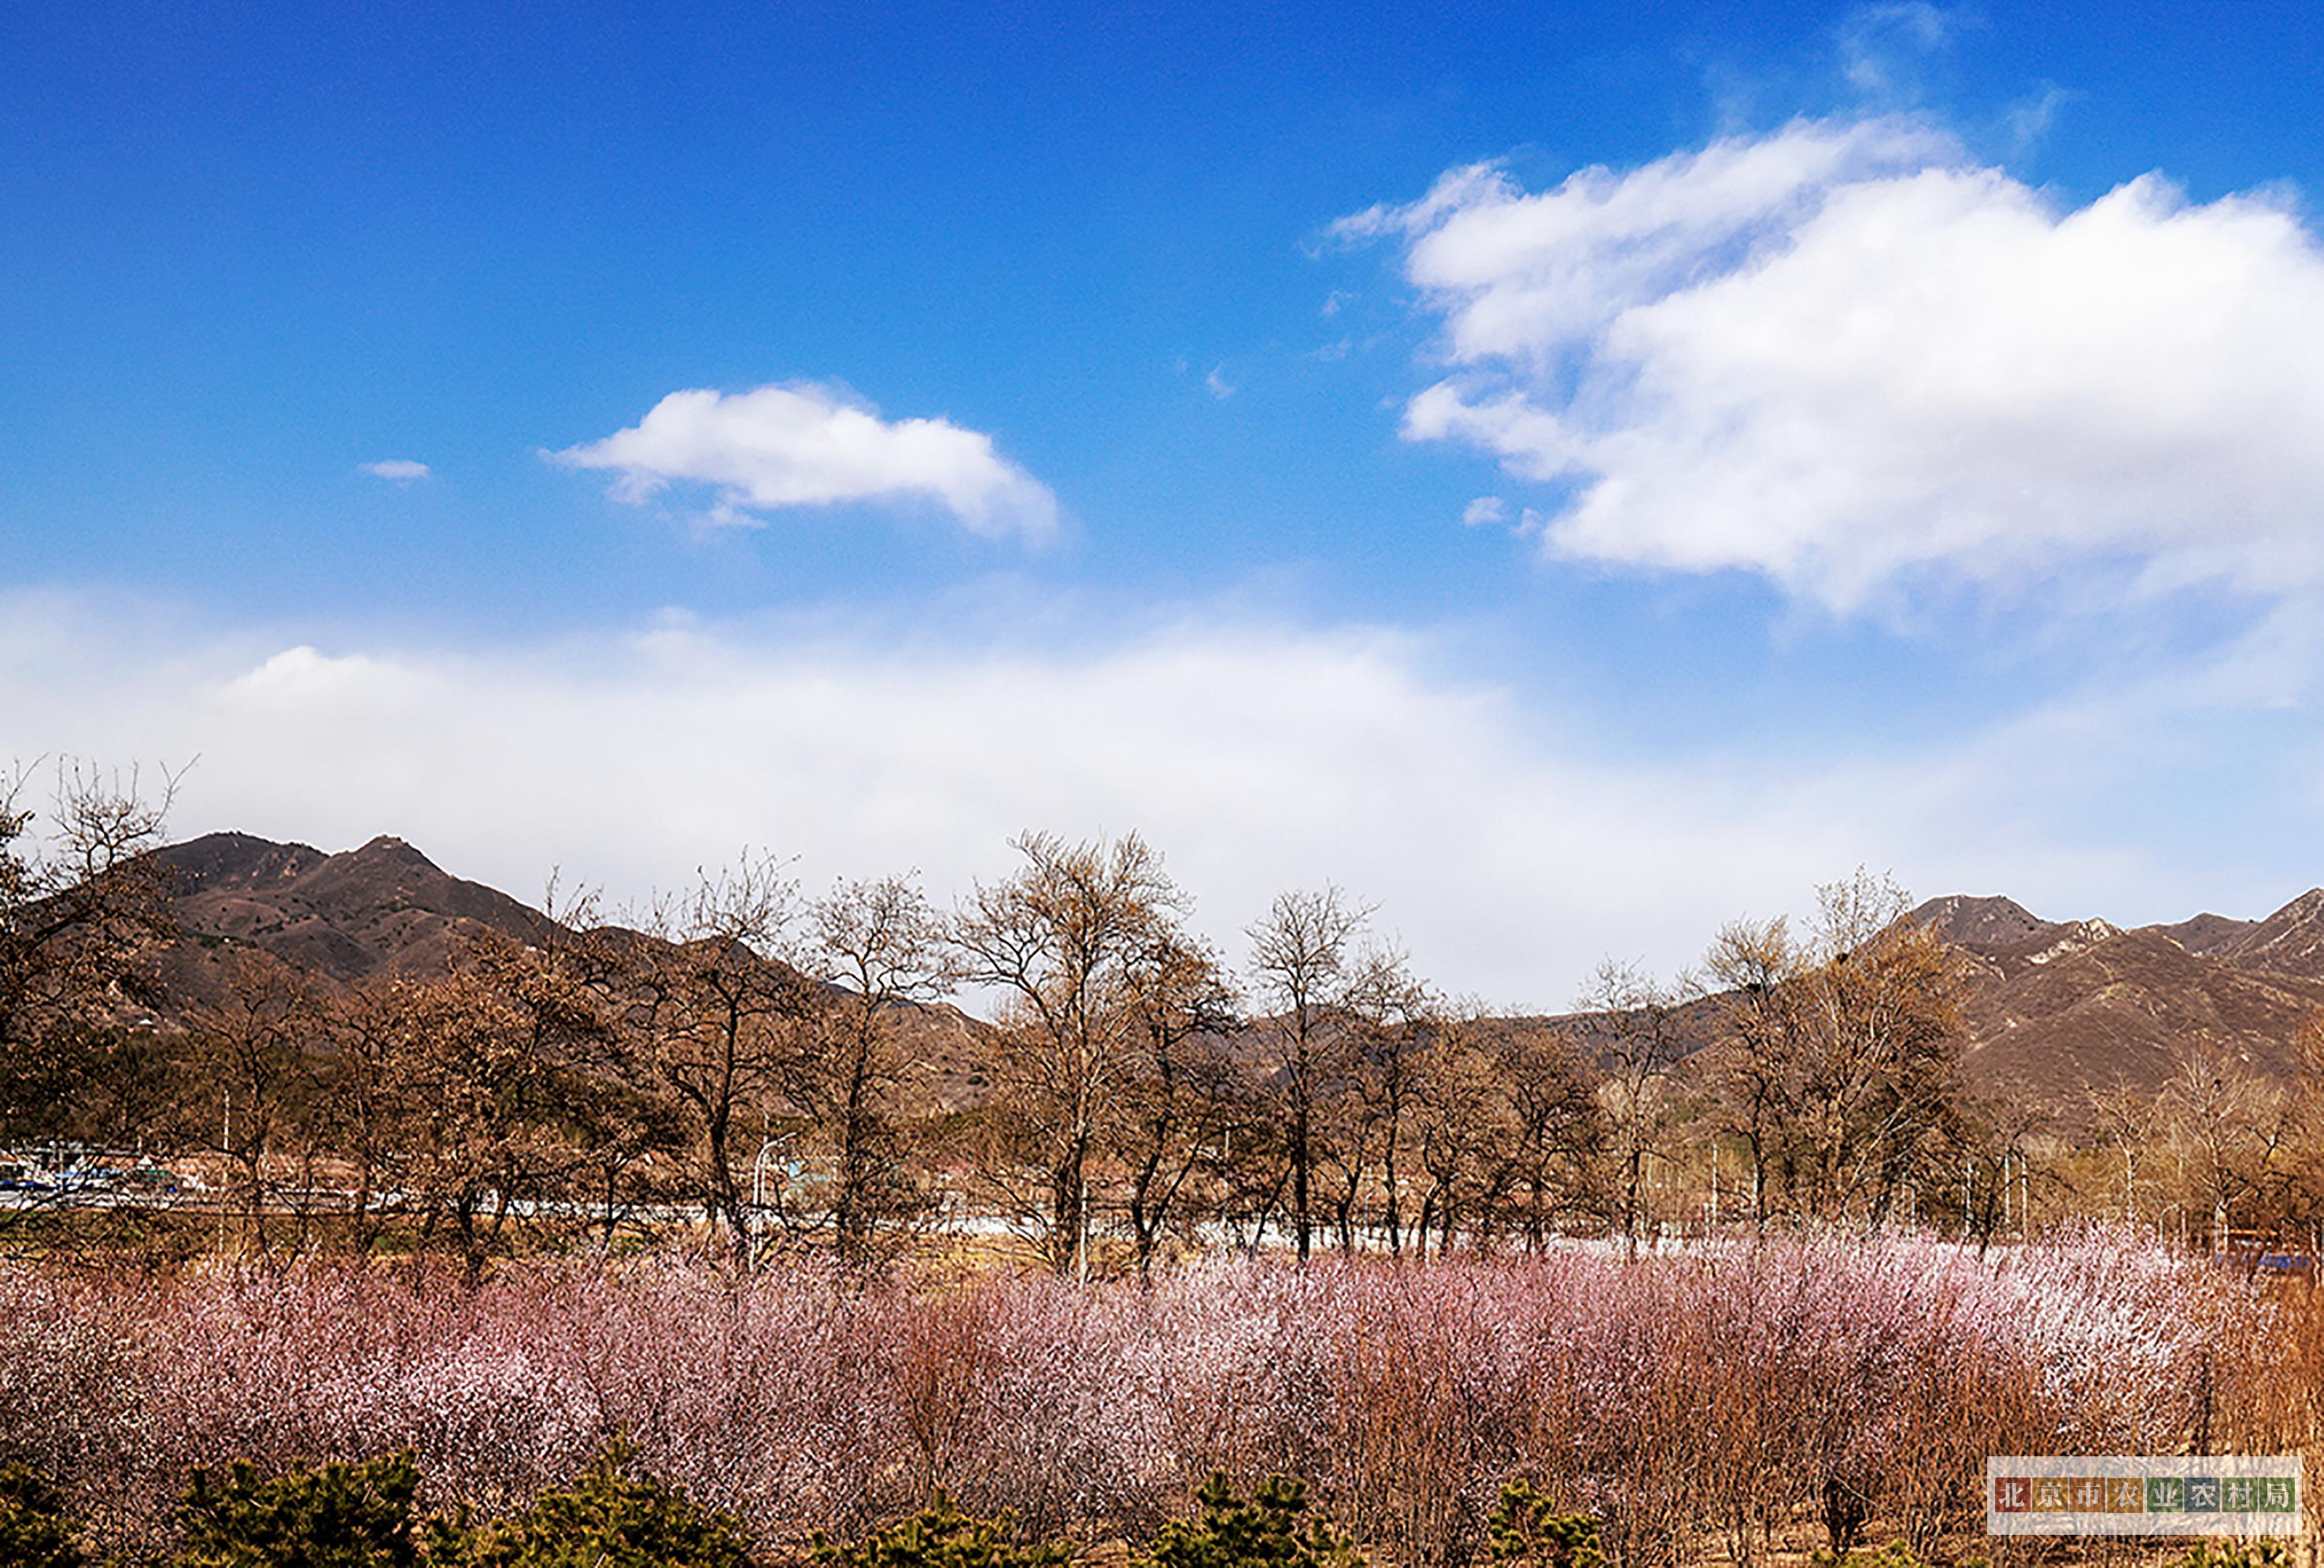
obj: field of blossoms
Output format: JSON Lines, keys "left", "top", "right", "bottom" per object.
{"left": 3, "top": 1231, "right": 2318, "bottom": 1566}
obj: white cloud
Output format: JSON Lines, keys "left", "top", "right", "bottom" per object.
{"left": 359, "top": 459, "right": 430, "bottom": 482}
{"left": 1354, "top": 116, "right": 2324, "bottom": 613}
{"left": 551, "top": 382, "right": 1058, "bottom": 540}
{"left": 1461, "top": 496, "right": 1508, "bottom": 528}
{"left": 2001, "top": 82, "right": 2076, "bottom": 155}
{"left": 1205, "top": 366, "right": 1236, "bottom": 400}
{"left": 5, "top": 588, "right": 2265, "bottom": 1011}
{"left": 1837, "top": 3, "right": 1960, "bottom": 100}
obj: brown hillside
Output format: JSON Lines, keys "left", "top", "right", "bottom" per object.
{"left": 1953, "top": 924, "right": 2324, "bottom": 1101}
{"left": 155, "top": 830, "right": 550, "bottom": 988}
{"left": 2213, "top": 888, "right": 2324, "bottom": 978}
{"left": 134, "top": 833, "right": 2324, "bottom": 1124}
{"left": 146, "top": 831, "right": 998, "bottom": 1111}
{"left": 1910, "top": 894, "right": 2061, "bottom": 950}
{"left": 2148, "top": 911, "right": 2259, "bottom": 957}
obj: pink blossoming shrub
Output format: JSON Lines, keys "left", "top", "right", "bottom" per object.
{"left": 0, "top": 1230, "right": 2307, "bottom": 1567}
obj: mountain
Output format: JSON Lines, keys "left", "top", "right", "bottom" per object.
{"left": 154, "top": 831, "right": 551, "bottom": 987}
{"left": 136, "top": 831, "right": 2324, "bottom": 1122}
{"left": 1906, "top": 890, "right": 2324, "bottom": 1110}
{"left": 1909, "top": 895, "right": 2062, "bottom": 950}
{"left": 146, "top": 830, "right": 998, "bottom": 1112}
{"left": 2150, "top": 912, "right": 2259, "bottom": 959}
{"left": 2211, "top": 888, "right": 2324, "bottom": 978}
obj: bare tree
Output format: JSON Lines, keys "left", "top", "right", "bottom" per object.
{"left": 952, "top": 831, "right": 1184, "bottom": 1276}
{"left": 0, "top": 765, "right": 177, "bottom": 1255}
{"left": 184, "top": 950, "right": 322, "bottom": 1253}
{"left": 311, "top": 979, "right": 406, "bottom": 1260}
{"left": 800, "top": 873, "right": 951, "bottom": 1272}
{"left": 0, "top": 764, "right": 176, "bottom": 1148}
{"left": 2263, "top": 1010, "right": 2324, "bottom": 1243}
{"left": 616, "top": 856, "right": 818, "bottom": 1264}
{"left": 1317, "top": 945, "right": 1428, "bottom": 1254}
{"left": 2163, "top": 1042, "right": 2282, "bottom": 1250}
{"left": 387, "top": 969, "right": 553, "bottom": 1286}
{"left": 1245, "top": 886, "right": 1369, "bottom": 1262}
{"left": 1702, "top": 913, "right": 1800, "bottom": 1231}
{"left": 1110, "top": 926, "right": 1243, "bottom": 1275}
{"left": 1702, "top": 873, "right": 1964, "bottom": 1230}
{"left": 1407, "top": 1002, "right": 1513, "bottom": 1256}
{"left": 1576, "top": 959, "right": 1699, "bottom": 1255}
{"left": 2086, "top": 1077, "right": 2170, "bottom": 1225}
{"left": 1801, "top": 877, "right": 1964, "bottom": 1227}
{"left": 339, "top": 932, "right": 626, "bottom": 1286}
{"left": 1489, "top": 1019, "right": 1606, "bottom": 1250}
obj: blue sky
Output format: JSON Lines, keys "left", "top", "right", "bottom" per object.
{"left": 8, "top": 1, "right": 2324, "bottom": 1005}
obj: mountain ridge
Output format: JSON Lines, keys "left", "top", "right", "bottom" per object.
{"left": 148, "top": 829, "right": 997, "bottom": 1112}
{"left": 141, "top": 830, "right": 2324, "bottom": 1114}
{"left": 1904, "top": 888, "right": 2324, "bottom": 1107}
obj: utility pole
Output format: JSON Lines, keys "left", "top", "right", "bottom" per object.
{"left": 748, "top": 1134, "right": 789, "bottom": 1273}
{"left": 1076, "top": 1176, "right": 1090, "bottom": 1283}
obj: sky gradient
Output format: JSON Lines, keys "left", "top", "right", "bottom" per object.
{"left": 7, "top": 1, "right": 2324, "bottom": 1008}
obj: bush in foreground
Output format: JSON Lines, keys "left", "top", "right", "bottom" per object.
{"left": 1486, "top": 1481, "right": 1600, "bottom": 1568}
{"left": 812, "top": 1490, "right": 1065, "bottom": 1568}
{"left": 1144, "top": 1475, "right": 1362, "bottom": 1568}
{"left": 440, "top": 1439, "right": 756, "bottom": 1568}
{"left": 153, "top": 1456, "right": 1372, "bottom": 1568}
{"left": 0, "top": 1462, "right": 84, "bottom": 1568}
{"left": 175, "top": 1453, "right": 423, "bottom": 1568}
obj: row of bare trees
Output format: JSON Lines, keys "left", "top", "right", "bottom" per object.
{"left": 1558, "top": 873, "right": 1969, "bottom": 1250}
{"left": 11, "top": 771, "right": 2324, "bottom": 1275}
{"left": 0, "top": 802, "right": 1586, "bottom": 1274}
{"left": 163, "top": 839, "right": 1992, "bottom": 1275}
{"left": 955, "top": 833, "right": 1620, "bottom": 1274}
{"left": 113, "top": 860, "right": 953, "bottom": 1281}
{"left": 2082, "top": 1019, "right": 2324, "bottom": 1249}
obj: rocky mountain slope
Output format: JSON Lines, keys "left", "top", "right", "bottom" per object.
{"left": 155, "top": 831, "right": 552, "bottom": 985}
{"left": 147, "top": 830, "right": 996, "bottom": 1112}
{"left": 1908, "top": 890, "right": 2324, "bottom": 1104}
{"left": 142, "top": 831, "right": 2324, "bottom": 1118}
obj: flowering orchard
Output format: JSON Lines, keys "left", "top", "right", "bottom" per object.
{"left": 2, "top": 1231, "right": 2316, "bottom": 1566}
